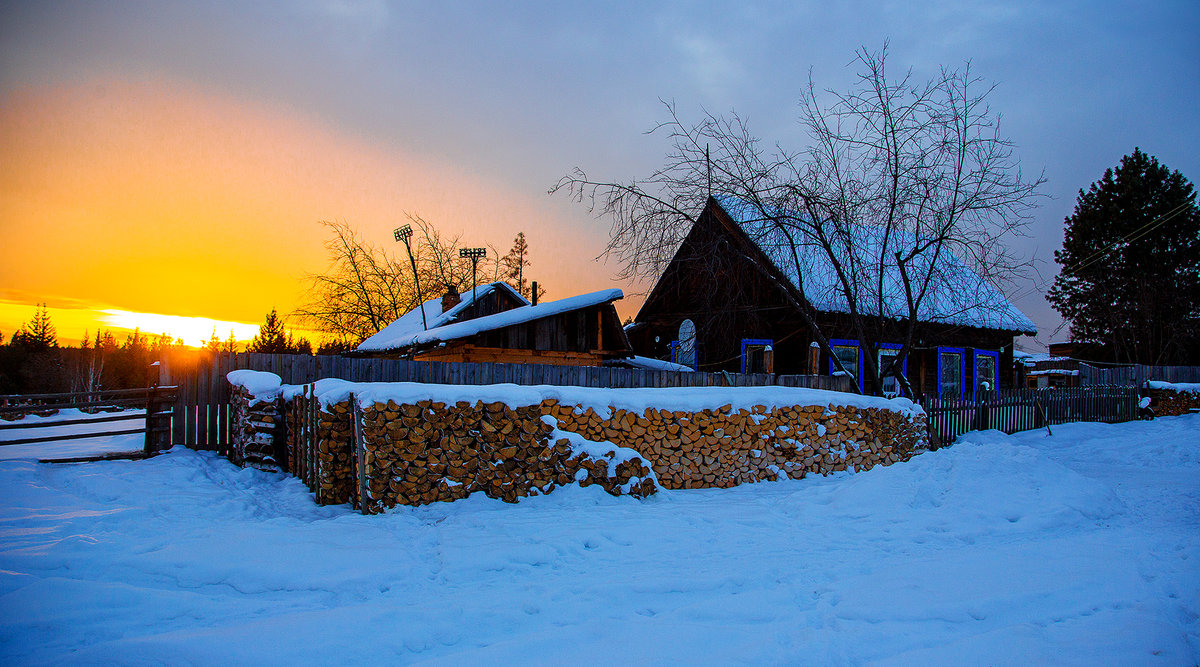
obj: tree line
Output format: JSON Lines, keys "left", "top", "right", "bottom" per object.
{"left": 0, "top": 304, "right": 184, "bottom": 394}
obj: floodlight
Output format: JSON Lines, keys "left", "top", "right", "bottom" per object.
{"left": 394, "top": 224, "right": 413, "bottom": 242}
{"left": 459, "top": 247, "right": 487, "bottom": 259}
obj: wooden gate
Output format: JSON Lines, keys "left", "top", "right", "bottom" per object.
{"left": 0, "top": 387, "right": 178, "bottom": 461}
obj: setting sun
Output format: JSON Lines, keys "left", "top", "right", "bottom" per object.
{"left": 99, "top": 309, "right": 260, "bottom": 347}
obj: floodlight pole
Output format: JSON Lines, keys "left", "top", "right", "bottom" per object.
{"left": 394, "top": 224, "right": 428, "bottom": 330}
{"left": 459, "top": 247, "right": 487, "bottom": 315}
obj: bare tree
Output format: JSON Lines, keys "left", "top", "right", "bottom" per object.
{"left": 295, "top": 215, "right": 501, "bottom": 345}
{"left": 554, "top": 46, "right": 1043, "bottom": 395}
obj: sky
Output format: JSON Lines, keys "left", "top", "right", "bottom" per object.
{"left": 1, "top": 1, "right": 1197, "bottom": 349}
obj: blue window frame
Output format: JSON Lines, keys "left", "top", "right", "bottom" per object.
{"left": 937, "top": 346, "right": 966, "bottom": 395}
{"left": 829, "top": 338, "right": 863, "bottom": 391}
{"left": 876, "top": 343, "right": 908, "bottom": 396}
{"left": 740, "top": 338, "right": 773, "bottom": 374}
{"left": 974, "top": 349, "right": 999, "bottom": 396}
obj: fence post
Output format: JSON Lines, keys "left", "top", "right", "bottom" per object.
{"left": 143, "top": 385, "right": 157, "bottom": 455}
{"left": 352, "top": 395, "right": 369, "bottom": 515}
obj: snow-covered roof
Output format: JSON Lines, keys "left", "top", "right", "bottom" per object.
{"left": 716, "top": 196, "right": 1037, "bottom": 335}
{"left": 358, "top": 282, "right": 528, "bottom": 352}
{"left": 357, "top": 287, "right": 624, "bottom": 352}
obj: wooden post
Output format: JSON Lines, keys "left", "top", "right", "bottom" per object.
{"left": 352, "top": 396, "right": 368, "bottom": 515}
{"left": 143, "top": 385, "right": 156, "bottom": 455}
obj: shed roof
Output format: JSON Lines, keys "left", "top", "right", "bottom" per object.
{"left": 357, "top": 285, "right": 623, "bottom": 352}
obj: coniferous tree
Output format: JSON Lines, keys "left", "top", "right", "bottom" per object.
{"left": 1048, "top": 149, "right": 1200, "bottom": 364}
{"left": 500, "top": 231, "right": 546, "bottom": 301}
{"left": 317, "top": 339, "right": 355, "bottom": 355}
{"left": 204, "top": 328, "right": 222, "bottom": 353}
{"left": 12, "top": 303, "right": 58, "bottom": 350}
{"left": 247, "top": 309, "right": 291, "bottom": 353}
{"left": 220, "top": 331, "right": 240, "bottom": 354}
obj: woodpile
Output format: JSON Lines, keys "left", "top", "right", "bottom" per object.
{"left": 253, "top": 381, "right": 929, "bottom": 510}
{"left": 354, "top": 399, "right": 657, "bottom": 513}
{"left": 284, "top": 393, "right": 356, "bottom": 506}
{"left": 228, "top": 386, "right": 283, "bottom": 471}
{"left": 543, "top": 401, "right": 927, "bottom": 490}
{"left": 1146, "top": 387, "right": 1200, "bottom": 417}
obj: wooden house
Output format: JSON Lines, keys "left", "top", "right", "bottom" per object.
{"left": 356, "top": 282, "right": 633, "bottom": 366}
{"left": 625, "top": 197, "right": 1038, "bottom": 395}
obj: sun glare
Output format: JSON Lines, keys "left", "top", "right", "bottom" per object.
{"left": 101, "top": 309, "right": 259, "bottom": 347}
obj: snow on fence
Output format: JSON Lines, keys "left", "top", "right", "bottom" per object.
{"left": 160, "top": 351, "right": 853, "bottom": 452}
{"left": 229, "top": 373, "right": 929, "bottom": 511}
{"left": 919, "top": 385, "right": 1139, "bottom": 445}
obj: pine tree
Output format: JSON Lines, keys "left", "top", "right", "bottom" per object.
{"left": 204, "top": 328, "right": 222, "bottom": 353}
{"left": 13, "top": 303, "right": 58, "bottom": 350}
{"left": 247, "top": 309, "right": 290, "bottom": 353}
{"left": 499, "top": 232, "right": 545, "bottom": 301}
{"left": 1048, "top": 148, "right": 1200, "bottom": 364}
{"left": 221, "top": 331, "right": 240, "bottom": 354}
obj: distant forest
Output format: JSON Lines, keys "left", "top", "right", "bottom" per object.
{"left": 0, "top": 304, "right": 325, "bottom": 394}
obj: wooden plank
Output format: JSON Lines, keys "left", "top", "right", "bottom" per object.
{"left": 206, "top": 357, "right": 219, "bottom": 449}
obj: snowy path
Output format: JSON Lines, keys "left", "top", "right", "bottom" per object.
{"left": 0, "top": 415, "right": 1196, "bottom": 664}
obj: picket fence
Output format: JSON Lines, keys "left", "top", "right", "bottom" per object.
{"left": 918, "top": 385, "right": 1139, "bottom": 445}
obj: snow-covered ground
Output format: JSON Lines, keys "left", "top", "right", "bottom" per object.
{"left": 1, "top": 415, "right": 1196, "bottom": 664}
{"left": 0, "top": 409, "right": 145, "bottom": 461}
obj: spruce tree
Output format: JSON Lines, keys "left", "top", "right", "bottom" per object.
{"left": 1048, "top": 149, "right": 1200, "bottom": 364}
{"left": 247, "top": 309, "right": 290, "bottom": 353}
{"left": 13, "top": 303, "right": 58, "bottom": 350}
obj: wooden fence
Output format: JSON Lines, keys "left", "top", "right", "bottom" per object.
{"left": 160, "top": 352, "right": 855, "bottom": 452}
{"left": 1079, "top": 363, "right": 1200, "bottom": 385}
{"left": 0, "top": 387, "right": 178, "bottom": 457}
{"left": 919, "top": 385, "right": 1139, "bottom": 445}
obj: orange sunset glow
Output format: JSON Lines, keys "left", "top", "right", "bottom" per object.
{"left": 0, "top": 79, "right": 619, "bottom": 346}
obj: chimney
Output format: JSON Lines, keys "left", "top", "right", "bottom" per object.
{"left": 531, "top": 281, "right": 539, "bottom": 306}
{"left": 441, "top": 285, "right": 461, "bottom": 313}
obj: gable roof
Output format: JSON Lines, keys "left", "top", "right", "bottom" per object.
{"left": 357, "top": 282, "right": 527, "bottom": 352}
{"left": 714, "top": 196, "right": 1037, "bottom": 335}
{"left": 357, "top": 285, "right": 624, "bottom": 352}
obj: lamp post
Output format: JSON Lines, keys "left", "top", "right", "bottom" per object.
{"left": 459, "top": 247, "right": 487, "bottom": 313}
{"left": 393, "top": 224, "right": 427, "bottom": 331}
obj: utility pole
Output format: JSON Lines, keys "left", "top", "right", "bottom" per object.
{"left": 393, "top": 224, "right": 427, "bottom": 330}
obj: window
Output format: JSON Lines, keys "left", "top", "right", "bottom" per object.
{"left": 673, "top": 319, "right": 697, "bottom": 369}
{"left": 974, "top": 350, "right": 998, "bottom": 395}
{"left": 741, "top": 339, "right": 773, "bottom": 374}
{"left": 829, "top": 339, "right": 861, "bottom": 389}
{"left": 877, "top": 344, "right": 907, "bottom": 397}
{"left": 938, "top": 347, "right": 965, "bottom": 395}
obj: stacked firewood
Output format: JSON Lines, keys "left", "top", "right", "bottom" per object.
{"left": 228, "top": 385, "right": 283, "bottom": 471}
{"left": 1146, "top": 387, "right": 1200, "bottom": 417}
{"left": 266, "top": 387, "right": 925, "bottom": 509}
{"left": 283, "top": 395, "right": 358, "bottom": 506}
{"left": 542, "top": 400, "right": 927, "bottom": 490}
{"left": 309, "top": 399, "right": 657, "bottom": 512}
